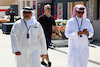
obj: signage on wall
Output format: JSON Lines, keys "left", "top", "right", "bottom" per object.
{"left": 38, "top": 4, "right": 41, "bottom": 8}
{"left": 33, "top": 0, "right": 36, "bottom": 9}
{"left": 57, "top": 3, "right": 63, "bottom": 19}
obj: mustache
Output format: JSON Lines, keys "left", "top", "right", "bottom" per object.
{"left": 25, "top": 15, "right": 29, "bottom": 18}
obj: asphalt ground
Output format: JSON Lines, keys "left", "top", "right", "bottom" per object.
{"left": 0, "top": 29, "right": 100, "bottom": 67}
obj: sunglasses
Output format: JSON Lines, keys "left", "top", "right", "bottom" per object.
{"left": 77, "top": 11, "right": 84, "bottom": 14}
{"left": 23, "top": 11, "right": 32, "bottom": 14}
{"left": 47, "top": 8, "right": 51, "bottom": 10}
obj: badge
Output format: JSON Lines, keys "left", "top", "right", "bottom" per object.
{"left": 27, "top": 34, "right": 29, "bottom": 38}
{"left": 80, "top": 35, "right": 82, "bottom": 37}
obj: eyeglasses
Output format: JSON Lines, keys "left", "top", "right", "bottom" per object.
{"left": 47, "top": 8, "right": 51, "bottom": 10}
{"left": 23, "top": 11, "right": 32, "bottom": 14}
{"left": 77, "top": 11, "right": 84, "bottom": 14}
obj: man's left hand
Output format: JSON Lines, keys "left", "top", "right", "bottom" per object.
{"left": 83, "top": 31, "right": 89, "bottom": 36}
{"left": 59, "top": 33, "right": 62, "bottom": 39}
{"left": 85, "top": 31, "right": 89, "bottom": 36}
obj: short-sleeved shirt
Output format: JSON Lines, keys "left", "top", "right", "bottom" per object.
{"left": 38, "top": 14, "right": 56, "bottom": 39}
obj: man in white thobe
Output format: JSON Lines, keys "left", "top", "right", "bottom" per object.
{"left": 11, "top": 6, "right": 47, "bottom": 67}
{"left": 65, "top": 4, "right": 94, "bottom": 67}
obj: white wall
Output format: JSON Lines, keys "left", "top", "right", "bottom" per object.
{"left": 0, "top": 6, "right": 10, "bottom": 18}
{"left": 93, "top": 20, "right": 100, "bottom": 40}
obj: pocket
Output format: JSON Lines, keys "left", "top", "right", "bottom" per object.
{"left": 32, "top": 27, "right": 38, "bottom": 35}
{"left": 31, "top": 27, "right": 38, "bottom": 41}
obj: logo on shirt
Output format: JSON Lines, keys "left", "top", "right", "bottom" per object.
{"left": 34, "top": 26, "right": 38, "bottom": 28}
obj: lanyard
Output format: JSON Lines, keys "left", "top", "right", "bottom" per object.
{"left": 23, "top": 19, "right": 30, "bottom": 38}
{"left": 23, "top": 20, "right": 30, "bottom": 33}
{"left": 75, "top": 17, "right": 83, "bottom": 31}
{"left": 75, "top": 17, "right": 83, "bottom": 37}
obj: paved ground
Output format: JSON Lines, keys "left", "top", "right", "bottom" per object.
{"left": 0, "top": 29, "right": 100, "bottom": 67}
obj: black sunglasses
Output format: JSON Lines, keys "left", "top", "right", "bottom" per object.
{"left": 47, "top": 8, "right": 51, "bottom": 10}
{"left": 77, "top": 11, "right": 84, "bottom": 14}
{"left": 23, "top": 11, "right": 32, "bottom": 14}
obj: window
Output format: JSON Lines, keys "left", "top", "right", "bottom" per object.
{"left": 23, "top": 1, "right": 25, "bottom": 8}
{"left": 27, "top": 1, "right": 30, "bottom": 7}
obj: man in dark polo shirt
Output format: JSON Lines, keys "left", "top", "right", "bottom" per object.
{"left": 38, "top": 4, "right": 62, "bottom": 67}
{"left": 9, "top": 8, "right": 16, "bottom": 22}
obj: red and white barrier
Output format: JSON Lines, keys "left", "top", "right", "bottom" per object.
{"left": 0, "top": 6, "right": 10, "bottom": 18}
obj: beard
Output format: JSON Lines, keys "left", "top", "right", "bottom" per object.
{"left": 24, "top": 15, "right": 30, "bottom": 20}
{"left": 25, "top": 15, "right": 29, "bottom": 18}
{"left": 78, "top": 15, "right": 83, "bottom": 18}
{"left": 24, "top": 18, "right": 30, "bottom": 20}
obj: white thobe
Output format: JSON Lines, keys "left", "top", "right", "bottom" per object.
{"left": 11, "top": 19, "right": 47, "bottom": 67}
{"left": 65, "top": 16, "right": 94, "bottom": 67}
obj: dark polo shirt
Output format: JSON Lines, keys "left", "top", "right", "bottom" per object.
{"left": 38, "top": 14, "right": 56, "bottom": 39}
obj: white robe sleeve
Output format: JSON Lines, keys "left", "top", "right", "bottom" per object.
{"left": 11, "top": 23, "right": 20, "bottom": 54}
{"left": 65, "top": 20, "right": 79, "bottom": 39}
{"left": 38, "top": 23, "right": 47, "bottom": 55}
{"left": 87, "top": 20, "right": 94, "bottom": 38}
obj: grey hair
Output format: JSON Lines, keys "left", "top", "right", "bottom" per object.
{"left": 44, "top": 4, "right": 51, "bottom": 10}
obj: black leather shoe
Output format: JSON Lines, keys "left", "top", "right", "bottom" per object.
{"left": 48, "top": 61, "right": 51, "bottom": 67}
{"left": 41, "top": 61, "right": 47, "bottom": 66}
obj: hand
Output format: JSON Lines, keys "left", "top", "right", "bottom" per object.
{"left": 40, "top": 55, "right": 44, "bottom": 57}
{"left": 59, "top": 33, "right": 62, "bottom": 39}
{"left": 83, "top": 31, "right": 89, "bottom": 36}
{"left": 83, "top": 29, "right": 87, "bottom": 32}
{"left": 82, "top": 29, "right": 89, "bottom": 36}
{"left": 15, "top": 51, "right": 21, "bottom": 55}
{"left": 78, "top": 31, "right": 83, "bottom": 35}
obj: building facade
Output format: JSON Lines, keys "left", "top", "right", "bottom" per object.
{"left": 18, "top": 0, "right": 52, "bottom": 18}
{"left": 0, "top": 0, "right": 16, "bottom": 6}
{"left": 0, "top": 0, "right": 18, "bottom": 17}
{"left": 93, "top": 0, "right": 100, "bottom": 40}
{"left": 67, "top": 1, "right": 87, "bottom": 19}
